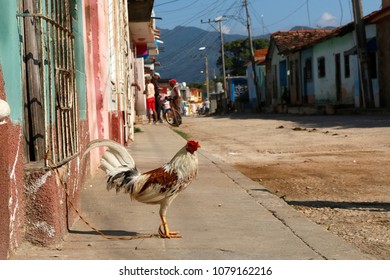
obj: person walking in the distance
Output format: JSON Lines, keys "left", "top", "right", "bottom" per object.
{"left": 152, "top": 72, "right": 163, "bottom": 123}
{"left": 203, "top": 98, "right": 210, "bottom": 115}
{"left": 144, "top": 76, "right": 158, "bottom": 124}
{"left": 168, "top": 79, "right": 181, "bottom": 112}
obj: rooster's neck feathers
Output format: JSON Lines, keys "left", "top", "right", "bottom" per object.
{"left": 166, "top": 146, "right": 198, "bottom": 179}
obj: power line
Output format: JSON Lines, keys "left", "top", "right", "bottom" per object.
{"left": 260, "top": 0, "right": 307, "bottom": 28}
{"left": 158, "top": 30, "right": 218, "bottom": 68}
{"left": 249, "top": 1, "right": 270, "bottom": 35}
{"left": 154, "top": 0, "right": 180, "bottom": 8}
{"left": 157, "top": 0, "right": 243, "bottom": 75}
{"left": 200, "top": 17, "right": 228, "bottom": 99}
{"left": 306, "top": 0, "right": 311, "bottom": 27}
{"left": 156, "top": 0, "right": 201, "bottom": 13}
{"left": 339, "top": 0, "right": 344, "bottom": 25}
{"left": 155, "top": 0, "right": 225, "bottom": 33}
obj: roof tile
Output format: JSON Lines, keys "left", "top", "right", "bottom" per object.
{"left": 271, "top": 30, "right": 333, "bottom": 54}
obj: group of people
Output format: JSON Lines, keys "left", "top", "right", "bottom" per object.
{"left": 144, "top": 72, "right": 181, "bottom": 124}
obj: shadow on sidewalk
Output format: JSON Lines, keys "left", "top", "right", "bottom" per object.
{"left": 68, "top": 229, "right": 139, "bottom": 237}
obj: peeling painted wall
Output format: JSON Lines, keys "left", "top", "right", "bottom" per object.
{"left": 0, "top": 77, "right": 25, "bottom": 258}
{"left": 0, "top": 0, "right": 90, "bottom": 259}
{"left": 83, "top": 0, "right": 111, "bottom": 174}
{"left": 0, "top": 0, "right": 141, "bottom": 259}
{"left": 0, "top": 122, "right": 25, "bottom": 260}
{"left": 0, "top": 0, "right": 25, "bottom": 259}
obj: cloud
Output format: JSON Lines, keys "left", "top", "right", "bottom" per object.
{"left": 316, "top": 12, "right": 338, "bottom": 27}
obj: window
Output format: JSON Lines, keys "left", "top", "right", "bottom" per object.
{"left": 344, "top": 55, "right": 350, "bottom": 78}
{"left": 305, "top": 58, "right": 313, "bottom": 82}
{"left": 21, "top": 0, "right": 79, "bottom": 166}
{"left": 318, "top": 57, "right": 326, "bottom": 78}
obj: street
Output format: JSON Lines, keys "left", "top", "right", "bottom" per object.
{"left": 10, "top": 118, "right": 373, "bottom": 260}
{"left": 176, "top": 113, "right": 390, "bottom": 259}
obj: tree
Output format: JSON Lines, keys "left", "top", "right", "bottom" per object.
{"left": 217, "top": 38, "right": 269, "bottom": 76}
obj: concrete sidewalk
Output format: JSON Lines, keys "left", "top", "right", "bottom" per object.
{"left": 11, "top": 123, "right": 374, "bottom": 260}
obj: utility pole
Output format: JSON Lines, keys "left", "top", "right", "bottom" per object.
{"left": 218, "top": 19, "right": 228, "bottom": 102}
{"left": 244, "top": 0, "right": 261, "bottom": 111}
{"left": 261, "top": 14, "right": 265, "bottom": 36}
{"left": 201, "top": 17, "right": 228, "bottom": 110}
{"left": 351, "top": 0, "right": 374, "bottom": 108}
{"left": 199, "top": 47, "right": 209, "bottom": 99}
{"left": 205, "top": 54, "right": 209, "bottom": 99}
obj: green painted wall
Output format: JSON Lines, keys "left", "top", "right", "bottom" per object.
{"left": 72, "top": 0, "right": 87, "bottom": 120}
{"left": 0, "top": 0, "right": 87, "bottom": 123}
{"left": 0, "top": 1, "right": 23, "bottom": 123}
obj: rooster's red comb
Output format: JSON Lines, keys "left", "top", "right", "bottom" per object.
{"left": 186, "top": 140, "right": 200, "bottom": 153}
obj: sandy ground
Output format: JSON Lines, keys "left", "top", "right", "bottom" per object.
{"left": 176, "top": 113, "right": 390, "bottom": 259}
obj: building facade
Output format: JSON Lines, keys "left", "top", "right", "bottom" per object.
{"left": 0, "top": 0, "right": 159, "bottom": 259}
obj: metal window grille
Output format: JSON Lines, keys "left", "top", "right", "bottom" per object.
{"left": 19, "top": 0, "right": 78, "bottom": 167}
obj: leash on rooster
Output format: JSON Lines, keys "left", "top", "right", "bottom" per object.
{"left": 45, "top": 151, "right": 160, "bottom": 241}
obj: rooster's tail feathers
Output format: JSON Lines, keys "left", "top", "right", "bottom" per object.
{"left": 82, "top": 139, "right": 136, "bottom": 171}
{"left": 83, "top": 139, "right": 141, "bottom": 194}
{"left": 106, "top": 167, "right": 140, "bottom": 194}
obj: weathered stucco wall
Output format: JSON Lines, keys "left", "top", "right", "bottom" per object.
{"left": 0, "top": 0, "right": 91, "bottom": 259}
{"left": 83, "top": 0, "right": 112, "bottom": 173}
{"left": 0, "top": 120, "right": 25, "bottom": 259}
{"left": 0, "top": 1, "right": 25, "bottom": 259}
{"left": 313, "top": 33, "right": 356, "bottom": 105}
{"left": 377, "top": 19, "right": 390, "bottom": 107}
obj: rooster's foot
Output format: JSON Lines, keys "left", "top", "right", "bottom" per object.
{"left": 158, "top": 224, "right": 182, "bottom": 238}
{"left": 159, "top": 233, "right": 182, "bottom": 239}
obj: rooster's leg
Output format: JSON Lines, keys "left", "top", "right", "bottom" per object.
{"left": 158, "top": 214, "right": 181, "bottom": 238}
{"left": 158, "top": 198, "right": 181, "bottom": 238}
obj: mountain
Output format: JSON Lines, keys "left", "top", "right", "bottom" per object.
{"left": 155, "top": 26, "right": 332, "bottom": 84}
{"left": 156, "top": 26, "right": 247, "bottom": 83}
{"left": 290, "top": 25, "right": 336, "bottom": 31}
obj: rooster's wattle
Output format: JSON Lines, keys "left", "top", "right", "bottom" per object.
{"left": 83, "top": 139, "right": 200, "bottom": 238}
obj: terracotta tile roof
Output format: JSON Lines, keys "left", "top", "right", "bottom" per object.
{"left": 269, "top": 7, "right": 390, "bottom": 56}
{"left": 270, "top": 30, "right": 333, "bottom": 55}
{"left": 245, "top": 48, "right": 268, "bottom": 66}
{"left": 254, "top": 49, "right": 268, "bottom": 57}
{"left": 254, "top": 48, "right": 268, "bottom": 63}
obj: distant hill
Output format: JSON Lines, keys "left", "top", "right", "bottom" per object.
{"left": 156, "top": 26, "right": 248, "bottom": 83}
{"left": 155, "top": 26, "right": 333, "bottom": 83}
{"left": 290, "top": 25, "right": 336, "bottom": 31}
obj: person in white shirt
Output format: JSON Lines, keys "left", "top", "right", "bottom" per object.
{"left": 144, "top": 76, "right": 158, "bottom": 124}
{"left": 203, "top": 98, "right": 210, "bottom": 114}
{"left": 168, "top": 79, "right": 181, "bottom": 112}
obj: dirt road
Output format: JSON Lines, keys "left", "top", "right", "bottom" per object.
{"left": 176, "top": 113, "right": 390, "bottom": 259}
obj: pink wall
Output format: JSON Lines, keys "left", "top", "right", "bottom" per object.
{"left": 83, "top": 0, "right": 112, "bottom": 172}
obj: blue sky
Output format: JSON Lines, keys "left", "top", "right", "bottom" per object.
{"left": 154, "top": 0, "right": 382, "bottom": 35}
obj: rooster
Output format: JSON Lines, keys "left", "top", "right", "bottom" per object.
{"left": 83, "top": 139, "right": 200, "bottom": 238}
